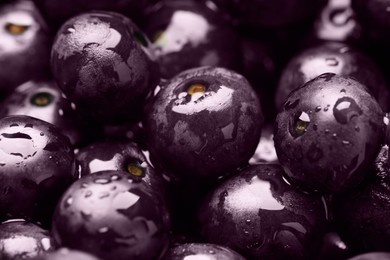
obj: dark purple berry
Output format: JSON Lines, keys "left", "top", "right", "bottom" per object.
{"left": 145, "top": 66, "right": 263, "bottom": 181}
{"left": 274, "top": 73, "right": 384, "bottom": 193}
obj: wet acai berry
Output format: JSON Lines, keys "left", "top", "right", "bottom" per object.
{"left": 0, "top": 0, "right": 51, "bottom": 99}
{"left": 198, "top": 164, "right": 327, "bottom": 260}
{"left": 145, "top": 66, "right": 263, "bottom": 181}
{"left": 51, "top": 170, "right": 170, "bottom": 260}
{"left": 0, "top": 115, "right": 78, "bottom": 226}
{"left": 274, "top": 73, "right": 384, "bottom": 193}
{"left": 164, "top": 243, "right": 246, "bottom": 260}
{"left": 0, "top": 219, "right": 53, "bottom": 259}
{"left": 143, "top": 0, "right": 241, "bottom": 79}
{"left": 51, "top": 11, "right": 159, "bottom": 124}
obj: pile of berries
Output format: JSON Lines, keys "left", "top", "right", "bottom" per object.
{"left": 1, "top": 0, "right": 390, "bottom": 259}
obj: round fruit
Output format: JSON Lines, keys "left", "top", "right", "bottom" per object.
{"left": 52, "top": 170, "right": 170, "bottom": 260}
{"left": 274, "top": 73, "right": 384, "bottom": 193}
{"left": 51, "top": 11, "right": 159, "bottom": 124}
{"left": 145, "top": 66, "right": 263, "bottom": 181}
{"left": 199, "top": 164, "right": 327, "bottom": 259}
{"left": 143, "top": 0, "right": 240, "bottom": 79}
{"left": 0, "top": 115, "right": 77, "bottom": 225}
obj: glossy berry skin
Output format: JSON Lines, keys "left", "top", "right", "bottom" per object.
{"left": 145, "top": 66, "right": 263, "bottom": 181}
{"left": 275, "top": 42, "right": 389, "bottom": 111}
{"left": 0, "top": 80, "right": 87, "bottom": 146}
{"left": 76, "top": 141, "right": 165, "bottom": 193}
{"left": 333, "top": 146, "right": 390, "bottom": 252}
{"left": 199, "top": 164, "right": 327, "bottom": 260}
{"left": 0, "top": 115, "right": 77, "bottom": 225}
{"left": 165, "top": 243, "right": 245, "bottom": 260}
{"left": 0, "top": 220, "right": 53, "bottom": 259}
{"left": 31, "top": 248, "right": 101, "bottom": 260}
{"left": 0, "top": 0, "right": 51, "bottom": 99}
{"left": 143, "top": 0, "right": 240, "bottom": 79}
{"left": 51, "top": 11, "right": 159, "bottom": 124}
{"left": 52, "top": 170, "right": 170, "bottom": 260}
{"left": 211, "top": 0, "right": 325, "bottom": 28}
{"left": 274, "top": 73, "right": 384, "bottom": 193}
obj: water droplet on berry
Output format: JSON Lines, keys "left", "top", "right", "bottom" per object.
{"left": 333, "top": 97, "right": 362, "bottom": 124}
{"left": 65, "top": 197, "right": 73, "bottom": 207}
{"left": 325, "top": 57, "right": 339, "bottom": 66}
{"left": 85, "top": 190, "right": 92, "bottom": 198}
{"left": 342, "top": 140, "right": 351, "bottom": 146}
{"left": 98, "top": 227, "right": 109, "bottom": 233}
{"left": 94, "top": 178, "right": 110, "bottom": 184}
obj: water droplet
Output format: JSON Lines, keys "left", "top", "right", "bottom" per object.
{"left": 40, "top": 132, "right": 44, "bottom": 136}
{"left": 315, "top": 106, "right": 322, "bottom": 112}
{"left": 325, "top": 57, "right": 339, "bottom": 66}
{"left": 48, "top": 156, "right": 53, "bottom": 159}
{"left": 325, "top": 129, "right": 330, "bottom": 134}
{"left": 99, "top": 192, "right": 110, "bottom": 199}
{"left": 246, "top": 219, "right": 251, "bottom": 224}
{"left": 244, "top": 230, "right": 250, "bottom": 236}
{"left": 384, "top": 116, "right": 389, "bottom": 126}
{"left": 339, "top": 47, "right": 349, "bottom": 53}
{"left": 342, "top": 140, "right": 351, "bottom": 146}
{"left": 355, "top": 126, "right": 360, "bottom": 132}
{"left": 85, "top": 190, "right": 92, "bottom": 198}
{"left": 81, "top": 183, "right": 88, "bottom": 189}
{"left": 65, "top": 197, "right": 73, "bottom": 207}
{"left": 98, "top": 227, "right": 109, "bottom": 233}
{"left": 324, "top": 107, "right": 329, "bottom": 112}
{"left": 110, "top": 175, "right": 119, "bottom": 181}
{"left": 290, "top": 112, "right": 311, "bottom": 138}
{"left": 332, "top": 133, "right": 337, "bottom": 139}
{"left": 333, "top": 97, "right": 362, "bottom": 124}
{"left": 94, "top": 178, "right": 110, "bottom": 184}
{"left": 208, "top": 250, "right": 215, "bottom": 254}
{"left": 340, "top": 89, "right": 346, "bottom": 94}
